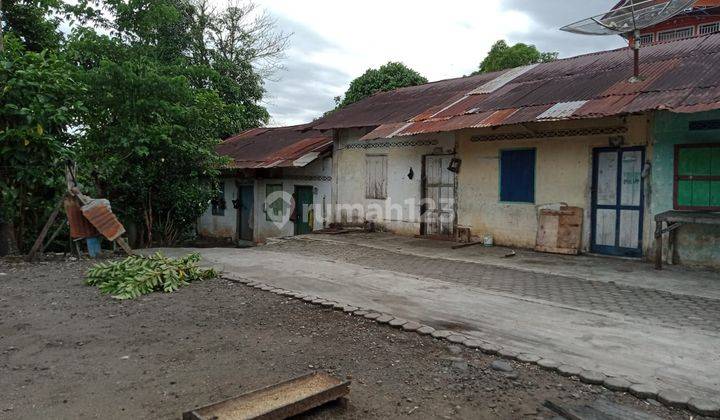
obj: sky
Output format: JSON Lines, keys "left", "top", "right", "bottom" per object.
{"left": 228, "top": 1, "right": 628, "bottom": 126}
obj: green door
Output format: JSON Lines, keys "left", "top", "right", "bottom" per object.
{"left": 294, "top": 186, "right": 314, "bottom": 235}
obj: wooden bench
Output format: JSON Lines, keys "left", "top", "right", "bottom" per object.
{"left": 654, "top": 210, "right": 720, "bottom": 270}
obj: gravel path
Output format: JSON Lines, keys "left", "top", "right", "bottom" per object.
{"left": 0, "top": 257, "right": 698, "bottom": 419}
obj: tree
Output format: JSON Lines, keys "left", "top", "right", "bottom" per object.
{"left": 335, "top": 61, "right": 428, "bottom": 109}
{"left": 474, "top": 40, "right": 558, "bottom": 75}
{"left": 0, "top": 0, "right": 64, "bottom": 52}
{"left": 63, "top": 0, "right": 287, "bottom": 246}
{"left": 0, "top": 36, "right": 86, "bottom": 252}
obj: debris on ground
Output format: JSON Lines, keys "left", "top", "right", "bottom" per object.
{"left": 183, "top": 372, "right": 350, "bottom": 420}
{"left": 85, "top": 252, "right": 217, "bottom": 299}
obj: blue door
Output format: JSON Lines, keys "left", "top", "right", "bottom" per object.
{"left": 591, "top": 147, "right": 645, "bottom": 257}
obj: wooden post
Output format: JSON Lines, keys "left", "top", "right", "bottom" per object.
{"left": 27, "top": 199, "right": 63, "bottom": 261}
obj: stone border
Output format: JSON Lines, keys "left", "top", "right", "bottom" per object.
{"left": 223, "top": 276, "right": 720, "bottom": 418}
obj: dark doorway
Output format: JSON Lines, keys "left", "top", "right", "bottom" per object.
{"left": 294, "top": 186, "right": 314, "bottom": 235}
{"left": 236, "top": 184, "right": 254, "bottom": 242}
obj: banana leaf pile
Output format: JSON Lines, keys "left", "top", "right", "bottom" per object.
{"left": 85, "top": 253, "right": 217, "bottom": 299}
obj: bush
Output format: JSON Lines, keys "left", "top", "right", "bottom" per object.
{"left": 85, "top": 252, "right": 217, "bottom": 299}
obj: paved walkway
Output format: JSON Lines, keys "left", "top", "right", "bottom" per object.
{"left": 265, "top": 238, "right": 720, "bottom": 332}
{"left": 157, "top": 236, "right": 720, "bottom": 401}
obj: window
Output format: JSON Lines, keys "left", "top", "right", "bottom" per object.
{"left": 265, "top": 184, "right": 284, "bottom": 221}
{"left": 365, "top": 155, "right": 388, "bottom": 199}
{"left": 658, "top": 27, "right": 694, "bottom": 42}
{"left": 639, "top": 33, "right": 654, "bottom": 45}
{"left": 699, "top": 22, "right": 720, "bottom": 35}
{"left": 500, "top": 149, "right": 536, "bottom": 203}
{"left": 211, "top": 182, "right": 226, "bottom": 216}
{"left": 674, "top": 144, "right": 720, "bottom": 210}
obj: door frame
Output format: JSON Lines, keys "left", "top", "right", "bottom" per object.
{"left": 590, "top": 146, "right": 645, "bottom": 257}
{"left": 293, "top": 185, "right": 314, "bottom": 235}
{"left": 235, "top": 182, "right": 254, "bottom": 243}
{"left": 420, "top": 153, "right": 457, "bottom": 237}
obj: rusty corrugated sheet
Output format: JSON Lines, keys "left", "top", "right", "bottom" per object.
{"left": 217, "top": 125, "right": 332, "bottom": 169}
{"left": 360, "top": 32, "right": 720, "bottom": 138}
{"left": 82, "top": 203, "right": 126, "bottom": 241}
{"left": 64, "top": 198, "right": 98, "bottom": 239}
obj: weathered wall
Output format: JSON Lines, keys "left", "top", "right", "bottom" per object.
{"left": 253, "top": 157, "right": 333, "bottom": 242}
{"left": 456, "top": 115, "right": 653, "bottom": 254}
{"left": 197, "top": 157, "right": 333, "bottom": 243}
{"left": 197, "top": 177, "right": 238, "bottom": 240}
{"left": 333, "top": 128, "right": 456, "bottom": 235}
{"left": 652, "top": 110, "right": 720, "bottom": 268}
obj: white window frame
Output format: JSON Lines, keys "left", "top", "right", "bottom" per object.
{"left": 365, "top": 155, "right": 388, "bottom": 200}
{"left": 657, "top": 26, "right": 695, "bottom": 42}
{"left": 639, "top": 33, "right": 655, "bottom": 45}
{"left": 699, "top": 22, "right": 720, "bottom": 35}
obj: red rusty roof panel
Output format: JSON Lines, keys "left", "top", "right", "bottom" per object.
{"left": 310, "top": 72, "right": 504, "bottom": 130}
{"left": 312, "top": 32, "right": 720, "bottom": 136}
{"left": 217, "top": 125, "right": 332, "bottom": 169}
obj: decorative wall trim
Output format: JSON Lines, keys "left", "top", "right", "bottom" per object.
{"left": 345, "top": 139, "right": 439, "bottom": 149}
{"left": 471, "top": 126, "right": 628, "bottom": 142}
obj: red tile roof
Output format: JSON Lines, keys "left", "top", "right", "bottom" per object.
{"left": 217, "top": 125, "right": 332, "bottom": 169}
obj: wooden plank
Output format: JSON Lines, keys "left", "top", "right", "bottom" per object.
{"left": 26, "top": 199, "right": 63, "bottom": 261}
{"left": 183, "top": 372, "right": 349, "bottom": 420}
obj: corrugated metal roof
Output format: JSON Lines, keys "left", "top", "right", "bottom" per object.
{"left": 362, "top": 32, "right": 720, "bottom": 140}
{"left": 217, "top": 125, "right": 332, "bottom": 169}
{"left": 311, "top": 72, "right": 505, "bottom": 130}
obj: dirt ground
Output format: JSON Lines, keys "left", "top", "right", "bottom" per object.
{"left": 0, "top": 257, "right": 702, "bottom": 419}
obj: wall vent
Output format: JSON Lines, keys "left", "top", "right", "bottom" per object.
{"left": 689, "top": 119, "right": 720, "bottom": 131}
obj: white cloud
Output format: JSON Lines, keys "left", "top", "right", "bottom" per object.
{"left": 210, "top": 0, "right": 625, "bottom": 126}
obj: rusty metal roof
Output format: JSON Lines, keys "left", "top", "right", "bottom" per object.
{"left": 217, "top": 125, "right": 332, "bottom": 169}
{"left": 359, "top": 32, "right": 720, "bottom": 140}
{"left": 310, "top": 72, "right": 506, "bottom": 130}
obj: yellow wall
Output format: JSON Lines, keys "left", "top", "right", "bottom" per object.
{"left": 456, "top": 115, "right": 653, "bottom": 253}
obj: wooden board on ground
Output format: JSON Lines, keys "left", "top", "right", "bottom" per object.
{"left": 535, "top": 206, "right": 583, "bottom": 255}
{"left": 183, "top": 371, "right": 350, "bottom": 420}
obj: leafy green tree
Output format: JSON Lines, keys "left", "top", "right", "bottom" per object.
{"left": 0, "top": 36, "right": 86, "bottom": 251}
{"left": 0, "top": 0, "right": 65, "bottom": 51}
{"left": 474, "top": 40, "right": 558, "bottom": 75}
{"left": 63, "top": 0, "right": 286, "bottom": 246}
{"left": 335, "top": 61, "right": 428, "bottom": 109}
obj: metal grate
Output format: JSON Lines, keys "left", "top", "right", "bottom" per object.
{"left": 699, "top": 22, "right": 720, "bottom": 35}
{"left": 658, "top": 26, "right": 694, "bottom": 41}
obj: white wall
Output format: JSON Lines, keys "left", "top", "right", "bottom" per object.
{"left": 197, "top": 178, "right": 238, "bottom": 240}
{"left": 333, "top": 128, "right": 456, "bottom": 235}
{"left": 197, "top": 156, "right": 333, "bottom": 243}
{"left": 253, "top": 156, "right": 333, "bottom": 242}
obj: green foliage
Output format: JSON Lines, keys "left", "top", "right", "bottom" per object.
{"left": 474, "top": 40, "right": 558, "bottom": 75}
{"left": 0, "top": 36, "right": 86, "bottom": 251}
{"left": 1, "top": 0, "right": 65, "bottom": 51}
{"left": 335, "top": 61, "right": 428, "bottom": 109}
{"left": 85, "top": 252, "right": 217, "bottom": 299}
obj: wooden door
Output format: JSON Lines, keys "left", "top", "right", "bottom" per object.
{"left": 591, "top": 147, "right": 644, "bottom": 257}
{"left": 236, "top": 184, "right": 254, "bottom": 242}
{"left": 423, "top": 155, "right": 456, "bottom": 236}
{"left": 294, "top": 186, "right": 314, "bottom": 235}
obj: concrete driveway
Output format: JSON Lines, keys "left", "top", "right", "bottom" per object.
{"left": 157, "top": 235, "right": 720, "bottom": 403}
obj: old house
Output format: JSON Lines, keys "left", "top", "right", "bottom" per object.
{"left": 310, "top": 32, "right": 720, "bottom": 268}
{"left": 197, "top": 125, "right": 333, "bottom": 244}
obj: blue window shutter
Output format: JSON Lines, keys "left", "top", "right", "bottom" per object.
{"left": 500, "top": 149, "right": 535, "bottom": 202}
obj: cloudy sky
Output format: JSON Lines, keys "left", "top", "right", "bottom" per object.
{"left": 240, "top": 1, "right": 627, "bottom": 126}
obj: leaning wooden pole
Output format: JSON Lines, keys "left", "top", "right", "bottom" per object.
{"left": 26, "top": 198, "right": 64, "bottom": 261}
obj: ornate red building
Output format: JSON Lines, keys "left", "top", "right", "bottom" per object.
{"left": 620, "top": 0, "right": 720, "bottom": 44}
